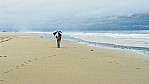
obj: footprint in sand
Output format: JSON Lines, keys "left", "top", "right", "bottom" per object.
{"left": 9, "top": 69, "right": 14, "bottom": 71}
{"left": 109, "top": 62, "right": 119, "bottom": 65}
{"left": 21, "top": 64, "right": 26, "bottom": 67}
{"left": 4, "top": 69, "right": 14, "bottom": 74}
{"left": 41, "top": 57, "right": 46, "bottom": 59}
{"left": 24, "top": 61, "right": 29, "bottom": 64}
{"left": 34, "top": 58, "right": 38, "bottom": 60}
{"left": 28, "top": 60, "right": 32, "bottom": 62}
{"left": 0, "top": 80, "right": 4, "bottom": 82}
{"left": 4, "top": 71, "right": 9, "bottom": 74}
{"left": 0, "top": 56, "right": 7, "bottom": 58}
{"left": 15, "top": 66, "right": 20, "bottom": 69}
{"left": 53, "top": 55, "right": 56, "bottom": 56}
{"left": 136, "top": 67, "right": 141, "bottom": 69}
{"left": 5, "top": 40, "right": 9, "bottom": 41}
{"left": 48, "top": 56, "right": 51, "bottom": 57}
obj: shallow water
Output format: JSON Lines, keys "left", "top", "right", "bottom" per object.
{"left": 42, "top": 30, "right": 149, "bottom": 56}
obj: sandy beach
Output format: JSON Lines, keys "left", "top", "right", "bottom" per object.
{"left": 0, "top": 32, "right": 149, "bottom": 84}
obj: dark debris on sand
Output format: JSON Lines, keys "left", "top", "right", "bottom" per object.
{"left": 91, "top": 50, "right": 94, "bottom": 51}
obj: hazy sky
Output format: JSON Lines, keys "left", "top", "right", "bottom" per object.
{"left": 0, "top": 0, "right": 149, "bottom": 31}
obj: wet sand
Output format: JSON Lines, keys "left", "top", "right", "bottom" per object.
{"left": 0, "top": 32, "right": 149, "bottom": 84}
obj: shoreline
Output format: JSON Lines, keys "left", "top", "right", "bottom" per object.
{"left": 37, "top": 32, "right": 149, "bottom": 56}
{"left": 1, "top": 32, "right": 148, "bottom": 57}
{"left": 0, "top": 32, "right": 149, "bottom": 84}
{"left": 77, "top": 41, "right": 149, "bottom": 57}
{"left": 40, "top": 32, "right": 149, "bottom": 57}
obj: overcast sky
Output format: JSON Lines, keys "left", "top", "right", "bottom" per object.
{"left": 0, "top": 0, "right": 149, "bottom": 31}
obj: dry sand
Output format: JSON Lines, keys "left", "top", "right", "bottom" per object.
{"left": 0, "top": 32, "right": 149, "bottom": 84}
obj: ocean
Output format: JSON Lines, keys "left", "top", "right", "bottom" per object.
{"left": 43, "top": 30, "right": 149, "bottom": 56}
{"left": 1, "top": 13, "right": 149, "bottom": 56}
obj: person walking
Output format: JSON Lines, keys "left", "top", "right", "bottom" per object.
{"left": 56, "top": 33, "right": 62, "bottom": 48}
{"left": 53, "top": 31, "right": 62, "bottom": 48}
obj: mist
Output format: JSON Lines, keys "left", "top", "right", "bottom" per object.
{"left": 0, "top": 0, "right": 149, "bottom": 31}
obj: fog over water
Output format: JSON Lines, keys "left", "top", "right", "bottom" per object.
{"left": 0, "top": 0, "right": 149, "bottom": 32}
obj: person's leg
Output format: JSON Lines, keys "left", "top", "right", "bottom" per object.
{"left": 58, "top": 40, "right": 61, "bottom": 48}
{"left": 57, "top": 40, "right": 61, "bottom": 48}
{"left": 57, "top": 40, "right": 58, "bottom": 48}
{"left": 58, "top": 44, "right": 60, "bottom": 48}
